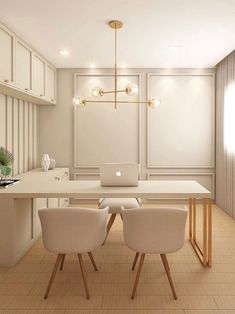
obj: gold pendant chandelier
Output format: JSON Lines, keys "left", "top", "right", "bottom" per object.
{"left": 73, "top": 20, "right": 160, "bottom": 109}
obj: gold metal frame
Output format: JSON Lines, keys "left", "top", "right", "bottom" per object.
{"left": 189, "top": 198, "right": 212, "bottom": 267}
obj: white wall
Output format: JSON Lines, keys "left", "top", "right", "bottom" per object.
{"left": 39, "top": 68, "right": 215, "bottom": 202}
{"left": 0, "top": 93, "right": 39, "bottom": 176}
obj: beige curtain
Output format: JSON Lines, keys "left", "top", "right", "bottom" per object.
{"left": 216, "top": 50, "right": 235, "bottom": 218}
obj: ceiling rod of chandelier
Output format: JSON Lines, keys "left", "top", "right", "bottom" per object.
{"left": 73, "top": 20, "right": 160, "bottom": 109}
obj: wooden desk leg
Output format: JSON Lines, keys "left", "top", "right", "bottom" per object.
{"left": 192, "top": 198, "right": 196, "bottom": 241}
{"left": 189, "top": 198, "right": 193, "bottom": 239}
{"left": 203, "top": 198, "right": 208, "bottom": 266}
{"left": 189, "top": 197, "right": 212, "bottom": 267}
{"left": 207, "top": 198, "right": 212, "bottom": 267}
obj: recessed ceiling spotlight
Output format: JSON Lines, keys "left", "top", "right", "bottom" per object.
{"left": 90, "top": 63, "right": 95, "bottom": 68}
{"left": 59, "top": 50, "right": 70, "bottom": 56}
{"left": 169, "top": 45, "right": 181, "bottom": 52}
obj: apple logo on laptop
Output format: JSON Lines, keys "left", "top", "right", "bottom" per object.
{"left": 116, "top": 171, "right": 122, "bottom": 177}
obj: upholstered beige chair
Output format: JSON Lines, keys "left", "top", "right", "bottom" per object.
{"left": 39, "top": 207, "right": 108, "bottom": 299}
{"left": 122, "top": 207, "right": 188, "bottom": 299}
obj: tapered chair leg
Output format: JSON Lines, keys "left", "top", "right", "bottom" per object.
{"left": 131, "top": 253, "right": 145, "bottom": 299}
{"left": 131, "top": 252, "right": 139, "bottom": 271}
{"left": 103, "top": 214, "right": 116, "bottom": 245}
{"left": 88, "top": 252, "right": 98, "bottom": 271}
{"left": 78, "top": 253, "right": 90, "bottom": 299}
{"left": 160, "top": 253, "right": 170, "bottom": 271}
{"left": 60, "top": 254, "right": 66, "bottom": 271}
{"left": 160, "top": 254, "right": 177, "bottom": 300}
{"left": 44, "top": 254, "right": 62, "bottom": 299}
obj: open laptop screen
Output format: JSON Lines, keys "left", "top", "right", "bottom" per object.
{"left": 100, "top": 163, "right": 140, "bottom": 187}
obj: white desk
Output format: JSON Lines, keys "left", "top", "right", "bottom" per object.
{"left": 0, "top": 169, "right": 212, "bottom": 267}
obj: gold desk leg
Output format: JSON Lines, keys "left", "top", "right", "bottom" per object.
{"left": 207, "top": 198, "right": 212, "bottom": 267}
{"left": 189, "top": 198, "right": 193, "bottom": 239}
{"left": 189, "top": 197, "right": 212, "bottom": 267}
{"left": 192, "top": 198, "right": 196, "bottom": 241}
{"left": 203, "top": 198, "right": 208, "bottom": 266}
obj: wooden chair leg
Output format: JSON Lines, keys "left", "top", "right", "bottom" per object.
{"left": 103, "top": 214, "right": 116, "bottom": 245}
{"left": 131, "top": 253, "right": 145, "bottom": 299}
{"left": 160, "top": 253, "right": 170, "bottom": 271}
{"left": 78, "top": 253, "right": 90, "bottom": 299}
{"left": 88, "top": 252, "right": 98, "bottom": 271}
{"left": 160, "top": 254, "right": 177, "bottom": 300}
{"left": 131, "top": 252, "right": 139, "bottom": 271}
{"left": 60, "top": 254, "right": 66, "bottom": 271}
{"left": 44, "top": 254, "right": 62, "bottom": 299}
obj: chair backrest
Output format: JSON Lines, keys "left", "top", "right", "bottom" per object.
{"left": 39, "top": 207, "right": 108, "bottom": 253}
{"left": 122, "top": 207, "right": 188, "bottom": 254}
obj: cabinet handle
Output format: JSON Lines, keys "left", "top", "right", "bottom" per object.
{"left": 51, "top": 99, "right": 54, "bottom": 101}
{"left": 4, "top": 79, "right": 9, "bottom": 83}
{"left": 25, "top": 88, "right": 29, "bottom": 91}
{"left": 40, "top": 94, "right": 43, "bottom": 97}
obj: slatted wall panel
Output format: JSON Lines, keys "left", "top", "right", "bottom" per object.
{"left": 0, "top": 93, "right": 39, "bottom": 177}
{"left": 216, "top": 50, "right": 235, "bottom": 218}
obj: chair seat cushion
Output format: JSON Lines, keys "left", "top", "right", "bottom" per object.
{"left": 98, "top": 198, "right": 140, "bottom": 214}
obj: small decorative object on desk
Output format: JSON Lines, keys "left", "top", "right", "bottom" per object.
{"left": 0, "top": 146, "right": 18, "bottom": 188}
{"left": 49, "top": 158, "right": 56, "bottom": 170}
{"left": 41, "top": 154, "right": 50, "bottom": 172}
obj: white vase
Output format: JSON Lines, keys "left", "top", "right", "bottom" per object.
{"left": 49, "top": 158, "right": 56, "bottom": 170}
{"left": 41, "top": 154, "right": 50, "bottom": 172}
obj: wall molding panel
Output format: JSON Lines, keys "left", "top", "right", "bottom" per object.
{"left": 147, "top": 72, "right": 215, "bottom": 169}
{"left": 39, "top": 68, "right": 215, "bottom": 203}
{"left": 74, "top": 73, "right": 141, "bottom": 169}
{"left": 0, "top": 92, "right": 39, "bottom": 177}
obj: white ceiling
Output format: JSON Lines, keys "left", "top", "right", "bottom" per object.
{"left": 0, "top": 0, "right": 235, "bottom": 68}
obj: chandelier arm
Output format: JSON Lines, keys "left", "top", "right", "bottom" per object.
{"left": 102, "top": 89, "right": 126, "bottom": 94}
{"left": 84, "top": 100, "right": 150, "bottom": 104}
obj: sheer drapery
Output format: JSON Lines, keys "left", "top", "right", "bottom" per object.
{"left": 216, "top": 50, "right": 235, "bottom": 218}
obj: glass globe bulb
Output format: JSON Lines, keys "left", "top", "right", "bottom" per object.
{"left": 91, "top": 87, "right": 104, "bottom": 98}
{"left": 125, "top": 83, "right": 139, "bottom": 96}
{"left": 72, "top": 96, "right": 85, "bottom": 107}
{"left": 148, "top": 98, "right": 161, "bottom": 108}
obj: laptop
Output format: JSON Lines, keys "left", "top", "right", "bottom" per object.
{"left": 100, "top": 163, "right": 140, "bottom": 187}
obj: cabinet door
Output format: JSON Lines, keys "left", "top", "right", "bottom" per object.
{"left": 33, "top": 198, "right": 47, "bottom": 238}
{"left": 48, "top": 198, "right": 59, "bottom": 208}
{"left": 0, "top": 26, "right": 14, "bottom": 84}
{"left": 45, "top": 65, "right": 56, "bottom": 102}
{"left": 15, "top": 40, "right": 31, "bottom": 91}
{"left": 32, "top": 55, "right": 45, "bottom": 97}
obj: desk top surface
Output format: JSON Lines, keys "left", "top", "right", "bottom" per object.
{"left": 0, "top": 169, "right": 211, "bottom": 199}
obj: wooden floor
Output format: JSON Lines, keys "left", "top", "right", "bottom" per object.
{"left": 1, "top": 204, "right": 235, "bottom": 314}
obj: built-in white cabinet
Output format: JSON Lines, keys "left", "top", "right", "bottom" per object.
{"left": 0, "top": 25, "right": 14, "bottom": 85}
{"left": 0, "top": 168, "right": 69, "bottom": 266}
{"left": 15, "top": 39, "right": 31, "bottom": 91}
{"left": 33, "top": 198, "right": 47, "bottom": 239}
{"left": 0, "top": 22, "right": 56, "bottom": 105}
{"left": 45, "top": 64, "right": 56, "bottom": 102}
{"left": 47, "top": 198, "right": 59, "bottom": 208}
{"left": 32, "top": 54, "right": 45, "bottom": 97}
